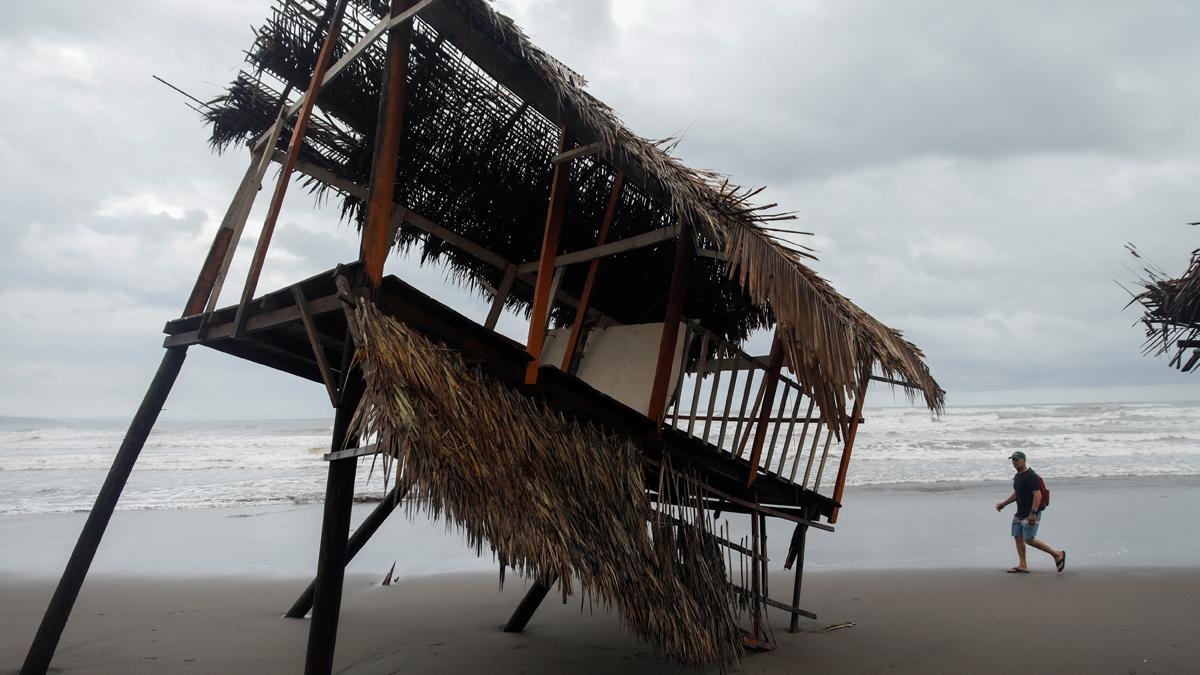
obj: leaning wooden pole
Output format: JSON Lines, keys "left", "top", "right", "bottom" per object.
{"left": 360, "top": 0, "right": 415, "bottom": 287}
{"left": 233, "top": 0, "right": 349, "bottom": 335}
{"left": 285, "top": 479, "right": 410, "bottom": 619}
{"left": 503, "top": 574, "right": 559, "bottom": 633}
{"left": 20, "top": 347, "right": 186, "bottom": 675}
{"left": 646, "top": 224, "right": 692, "bottom": 426}
{"left": 560, "top": 171, "right": 623, "bottom": 373}
{"left": 18, "top": 103, "right": 285, "bottom": 675}
{"left": 829, "top": 377, "right": 869, "bottom": 525}
{"left": 524, "top": 126, "right": 570, "bottom": 384}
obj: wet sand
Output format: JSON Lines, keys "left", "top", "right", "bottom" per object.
{"left": 2, "top": 476, "right": 1198, "bottom": 673}
{"left": 1, "top": 568, "right": 1197, "bottom": 674}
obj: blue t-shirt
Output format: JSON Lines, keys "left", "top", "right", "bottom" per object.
{"left": 1013, "top": 469, "right": 1042, "bottom": 518}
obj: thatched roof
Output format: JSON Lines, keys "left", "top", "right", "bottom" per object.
{"left": 349, "top": 300, "right": 747, "bottom": 666}
{"left": 1128, "top": 240, "right": 1200, "bottom": 363}
{"left": 204, "top": 0, "right": 944, "bottom": 424}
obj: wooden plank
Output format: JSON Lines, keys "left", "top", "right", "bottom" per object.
{"left": 763, "top": 596, "right": 817, "bottom": 621}
{"left": 811, "top": 431, "right": 835, "bottom": 493}
{"left": 560, "top": 172, "right": 623, "bottom": 372}
{"left": 515, "top": 225, "right": 677, "bottom": 275}
{"left": 647, "top": 225, "right": 691, "bottom": 424}
{"left": 361, "top": 0, "right": 415, "bottom": 287}
{"left": 163, "top": 295, "right": 344, "bottom": 348}
{"left": 485, "top": 264, "right": 516, "bottom": 330}
{"left": 233, "top": 0, "right": 350, "bottom": 338}
{"left": 524, "top": 126, "right": 571, "bottom": 385}
{"left": 323, "top": 443, "right": 379, "bottom": 461}
{"left": 746, "top": 337, "right": 784, "bottom": 487}
{"left": 292, "top": 286, "right": 339, "bottom": 405}
{"left": 779, "top": 398, "right": 814, "bottom": 476}
{"left": 762, "top": 385, "right": 790, "bottom": 473}
{"left": 198, "top": 141, "right": 278, "bottom": 334}
{"left": 552, "top": 141, "right": 602, "bottom": 164}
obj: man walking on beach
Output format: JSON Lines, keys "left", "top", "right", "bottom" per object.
{"left": 995, "top": 451, "right": 1065, "bottom": 573}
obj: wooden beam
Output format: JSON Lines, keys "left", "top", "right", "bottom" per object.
{"left": 197, "top": 142, "right": 279, "bottom": 335}
{"left": 285, "top": 479, "right": 410, "bottom": 619}
{"left": 503, "top": 575, "right": 558, "bottom": 633}
{"left": 256, "top": 0, "right": 438, "bottom": 146}
{"left": 524, "top": 126, "right": 571, "bottom": 385}
{"left": 163, "top": 295, "right": 344, "bottom": 348}
{"left": 514, "top": 224, "right": 677, "bottom": 275}
{"left": 282, "top": 156, "right": 612, "bottom": 326}
{"left": 746, "top": 336, "right": 784, "bottom": 488}
{"left": 292, "top": 286, "right": 339, "bottom": 405}
{"left": 417, "top": 1, "right": 665, "bottom": 207}
{"left": 484, "top": 264, "right": 516, "bottom": 330}
{"left": 322, "top": 443, "right": 379, "bottom": 461}
{"left": 829, "top": 379, "right": 869, "bottom": 524}
{"left": 233, "top": 0, "right": 349, "bottom": 337}
{"left": 361, "top": 0, "right": 415, "bottom": 287}
{"left": 647, "top": 224, "right": 691, "bottom": 425}
{"left": 561, "top": 172, "right": 623, "bottom": 372}
{"left": 552, "top": 141, "right": 602, "bottom": 164}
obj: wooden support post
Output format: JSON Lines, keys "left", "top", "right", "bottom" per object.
{"left": 285, "top": 479, "right": 410, "bottom": 619}
{"left": 561, "top": 172, "right": 622, "bottom": 373}
{"left": 524, "top": 126, "right": 570, "bottom": 384}
{"left": 293, "top": 286, "right": 339, "bottom": 405}
{"left": 785, "top": 522, "right": 808, "bottom": 633}
{"left": 304, "top": 371, "right": 362, "bottom": 675}
{"left": 503, "top": 574, "right": 558, "bottom": 633}
{"left": 647, "top": 223, "right": 691, "bottom": 425}
{"left": 233, "top": 0, "right": 349, "bottom": 336}
{"left": 750, "top": 509, "right": 762, "bottom": 640}
{"left": 759, "top": 512, "right": 769, "bottom": 600}
{"left": 361, "top": 0, "right": 415, "bottom": 287}
{"left": 20, "top": 347, "right": 187, "bottom": 675}
{"left": 746, "top": 336, "right": 784, "bottom": 487}
{"left": 829, "top": 378, "right": 869, "bottom": 524}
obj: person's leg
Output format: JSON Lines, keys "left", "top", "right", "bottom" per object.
{"left": 1013, "top": 536, "right": 1028, "bottom": 570}
{"left": 1027, "top": 538, "right": 1063, "bottom": 563}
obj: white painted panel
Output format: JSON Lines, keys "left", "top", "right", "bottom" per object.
{"left": 542, "top": 323, "right": 685, "bottom": 415}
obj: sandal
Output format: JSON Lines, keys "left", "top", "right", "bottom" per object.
{"left": 1056, "top": 551, "right": 1066, "bottom": 573}
{"left": 1006, "top": 567, "right": 1030, "bottom": 574}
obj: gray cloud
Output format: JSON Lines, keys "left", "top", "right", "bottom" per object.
{"left": 2, "top": 0, "right": 1198, "bottom": 419}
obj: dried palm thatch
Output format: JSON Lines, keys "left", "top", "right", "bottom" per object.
{"left": 1128, "top": 240, "right": 1200, "bottom": 361}
{"left": 348, "top": 299, "right": 746, "bottom": 666}
{"left": 204, "top": 0, "right": 944, "bottom": 431}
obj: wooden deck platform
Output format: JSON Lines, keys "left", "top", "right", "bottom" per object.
{"left": 163, "top": 264, "right": 838, "bottom": 527}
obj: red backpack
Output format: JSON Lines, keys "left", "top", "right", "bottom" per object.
{"left": 1037, "top": 475, "right": 1050, "bottom": 510}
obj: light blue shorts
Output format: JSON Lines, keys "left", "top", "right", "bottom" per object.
{"left": 1011, "top": 512, "right": 1043, "bottom": 540}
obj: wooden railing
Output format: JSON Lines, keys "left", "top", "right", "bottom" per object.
{"left": 663, "top": 323, "right": 853, "bottom": 498}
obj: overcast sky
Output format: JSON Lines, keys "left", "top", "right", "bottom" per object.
{"left": 2, "top": 0, "right": 1199, "bottom": 420}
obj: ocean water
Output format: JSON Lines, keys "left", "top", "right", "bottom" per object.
{"left": 2, "top": 401, "right": 1199, "bottom": 516}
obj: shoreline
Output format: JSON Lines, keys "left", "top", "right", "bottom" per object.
{"left": 2, "top": 474, "right": 1197, "bottom": 582}
{"left": 2, "top": 568, "right": 1196, "bottom": 674}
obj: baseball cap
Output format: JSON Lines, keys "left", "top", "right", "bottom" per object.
{"left": 1008, "top": 451, "right": 1027, "bottom": 460}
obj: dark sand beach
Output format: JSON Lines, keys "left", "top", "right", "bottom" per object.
{"left": 2, "top": 477, "right": 1198, "bottom": 673}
